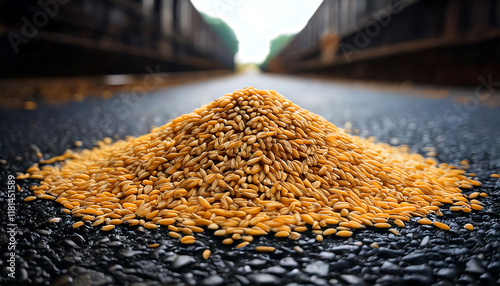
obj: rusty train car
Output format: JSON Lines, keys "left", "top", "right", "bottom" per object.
{"left": 0, "top": 0, "right": 235, "bottom": 77}
{"left": 266, "top": 0, "right": 500, "bottom": 86}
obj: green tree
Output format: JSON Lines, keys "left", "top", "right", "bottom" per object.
{"left": 200, "top": 13, "right": 239, "bottom": 54}
{"left": 260, "top": 34, "right": 294, "bottom": 69}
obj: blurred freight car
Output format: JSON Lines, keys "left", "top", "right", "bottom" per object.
{"left": 0, "top": 0, "right": 235, "bottom": 78}
{"left": 266, "top": 0, "right": 500, "bottom": 86}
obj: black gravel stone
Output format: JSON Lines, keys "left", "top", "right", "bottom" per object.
{"left": 404, "top": 264, "right": 433, "bottom": 276}
{"left": 171, "top": 255, "right": 195, "bottom": 270}
{"left": 304, "top": 261, "right": 329, "bottom": 276}
{"left": 247, "top": 273, "right": 281, "bottom": 285}
{"left": 248, "top": 259, "right": 268, "bottom": 268}
{"left": 341, "top": 274, "right": 366, "bottom": 285}
{"left": 437, "top": 268, "right": 457, "bottom": 281}
{"left": 377, "top": 247, "right": 405, "bottom": 258}
{"left": 201, "top": 275, "right": 225, "bottom": 286}
{"left": 264, "top": 266, "right": 287, "bottom": 276}
{"left": 318, "top": 251, "right": 334, "bottom": 260}
{"left": 279, "top": 257, "right": 298, "bottom": 268}
{"left": 465, "top": 258, "right": 486, "bottom": 274}
{"left": 380, "top": 261, "right": 402, "bottom": 275}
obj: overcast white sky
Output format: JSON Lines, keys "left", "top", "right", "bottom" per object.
{"left": 191, "top": 0, "right": 323, "bottom": 64}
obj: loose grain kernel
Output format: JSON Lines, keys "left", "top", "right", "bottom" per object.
{"left": 236, "top": 241, "right": 249, "bottom": 248}
{"left": 144, "top": 222, "right": 159, "bottom": 229}
{"left": 148, "top": 243, "right": 159, "bottom": 248}
{"left": 389, "top": 228, "right": 401, "bottom": 236}
{"left": 464, "top": 223, "right": 474, "bottom": 231}
{"left": 433, "top": 221, "right": 450, "bottom": 231}
{"left": 24, "top": 196, "right": 37, "bottom": 202}
{"left": 48, "top": 217, "right": 61, "bottom": 223}
{"left": 374, "top": 223, "right": 391, "bottom": 229}
{"left": 275, "top": 231, "right": 290, "bottom": 238}
{"left": 336, "top": 230, "right": 353, "bottom": 237}
{"left": 294, "top": 246, "right": 304, "bottom": 253}
{"left": 180, "top": 235, "right": 196, "bottom": 244}
{"left": 418, "top": 218, "right": 432, "bottom": 225}
{"left": 168, "top": 231, "right": 181, "bottom": 239}
{"left": 222, "top": 238, "right": 234, "bottom": 245}
{"left": 255, "top": 246, "right": 275, "bottom": 252}
{"left": 242, "top": 236, "right": 254, "bottom": 242}
{"left": 101, "top": 224, "right": 115, "bottom": 231}
{"left": 323, "top": 228, "right": 337, "bottom": 236}
{"left": 203, "top": 249, "right": 211, "bottom": 259}
{"left": 72, "top": 221, "right": 84, "bottom": 229}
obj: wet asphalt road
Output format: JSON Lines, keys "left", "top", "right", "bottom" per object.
{"left": 1, "top": 72, "right": 500, "bottom": 285}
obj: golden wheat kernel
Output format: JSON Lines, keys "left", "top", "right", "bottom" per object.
{"left": 370, "top": 242, "right": 379, "bottom": 248}
{"left": 101, "top": 224, "right": 115, "bottom": 231}
{"left": 479, "top": 192, "right": 487, "bottom": 197}
{"left": 289, "top": 231, "right": 301, "bottom": 240}
{"left": 275, "top": 230, "right": 290, "bottom": 238}
{"left": 48, "top": 217, "right": 61, "bottom": 223}
{"left": 24, "top": 196, "right": 37, "bottom": 202}
{"left": 294, "top": 226, "right": 308, "bottom": 232}
{"left": 242, "top": 235, "right": 254, "bottom": 242}
{"left": 180, "top": 235, "right": 196, "bottom": 244}
{"left": 433, "top": 221, "right": 450, "bottom": 231}
{"left": 144, "top": 222, "right": 159, "bottom": 229}
{"left": 336, "top": 230, "right": 353, "bottom": 237}
{"left": 203, "top": 249, "right": 211, "bottom": 259}
{"left": 148, "top": 243, "right": 160, "bottom": 248}
{"left": 110, "top": 219, "right": 123, "bottom": 225}
{"left": 255, "top": 246, "right": 275, "bottom": 252}
{"left": 214, "top": 230, "right": 226, "bottom": 236}
{"left": 316, "top": 234, "right": 324, "bottom": 242}
{"left": 389, "top": 228, "right": 401, "bottom": 236}
{"left": 470, "top": 204, "right": 483, "bottom": 211}
{"left": 294, "top": 246, "right": 304, "bottom": 253}
{"left": 222, "top": 238, "right": 234, "bottom": 245}
{"left": 393, "top": 219, "right": 405, "bottom": 228}
{"left": 468, "top": 192, "right": 479, "bottom": 199}
{"left": 418, "top": 218, "right": 432, "bottom": 225}
{"left": 236, "top": 241, "right": 250, "bottom": 249}
{"left": 72, "top": 221, "right": 84, "bottom": 229}
{"left": 464, "top": 223, "right": 474, "bottom": 231}
{"left": 490, "top": 174, "right": 500, "bottom": 178}
{"left": 168, "top": 232, "right": 181, "bottom": 239}
{"left": 449, "top": 206, "right": 463, "bottom": 212}
{"left": 207, "top": 223, "right": 219, "bottom": 230}
{"left": 374, "top": 223, "right": 391, "bottom": 229}
{"left": 232, "top": 233, "right": 242, "bottom": 240}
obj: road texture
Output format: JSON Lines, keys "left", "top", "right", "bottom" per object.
{"left": 1, "top": 72, "right": 499, "bottom": 285}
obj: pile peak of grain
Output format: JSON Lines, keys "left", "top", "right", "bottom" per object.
{"left": 24, "top": 87, "right": 483, "bottom": 243}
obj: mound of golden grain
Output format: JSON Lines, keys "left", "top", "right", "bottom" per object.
{"left": 23, "top": 87, "right": 484, "bottom": 246}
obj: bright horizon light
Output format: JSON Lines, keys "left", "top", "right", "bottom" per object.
{"left": 191, "top": 0, "right": 323, "bottom": 64}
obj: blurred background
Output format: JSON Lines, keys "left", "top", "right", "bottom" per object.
{"left": 0, "top": 0, "right": 499, "bottom": 108}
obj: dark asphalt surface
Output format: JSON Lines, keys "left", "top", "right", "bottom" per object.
{"left": 1, "top": 72, "right": 500, "bottom": 285}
